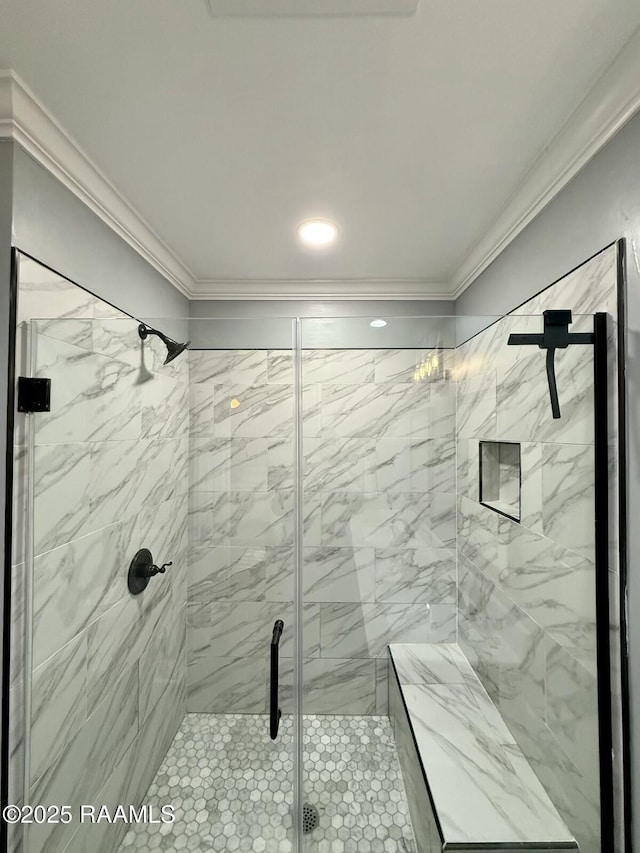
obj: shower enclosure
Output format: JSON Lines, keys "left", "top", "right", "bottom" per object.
{"left": 7, "top": 245, "right": 622, "bottom": 853}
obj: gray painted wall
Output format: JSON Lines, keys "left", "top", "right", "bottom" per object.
{"left": 456, "top": 107, "right": 640, "bottom": 852}
{"left": 189, "top": 298, "right": 456, "bottom": 348}
{"left": 12, "top": 145, "right": 189, "bottom": 323}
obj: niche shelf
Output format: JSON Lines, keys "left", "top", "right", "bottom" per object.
{"left": 479, "top": 441, "right": 521, "bottom": 522}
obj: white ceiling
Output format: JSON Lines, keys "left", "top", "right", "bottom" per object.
{"left": 1, "top": 0, "right": 640, "bottom": 296}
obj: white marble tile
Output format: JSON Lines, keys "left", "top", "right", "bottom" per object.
{"left": 375, "top": 547, "right": 455, "bottom": 604}
{"left": 188, "top": 601, "right": 319, "bottom": 660}
{"left": 304, "top": 436, "right": 376, "bottom": 492}
{"left": 401, "top": 682, "right": 575, "bottom": 846}
{"left": 139, "top": 607, "right": 186, "bottom": 723}
{"left": 321, "top": 383, "right": 436, "bottom": 439}
{"left": 189, "top": 436, "right": 268, "bottom": 492}
{"left": 30, "top": 633, "right": 87, "bottom": 783}
{"left": 86, "top": 588, "right": 171, "bottom": 714}
{"left": 29, "top": 665, "right": 139, "bottom": 853}
{"left": 320, "top": 603, "right": 430, "bottom": 659}
{"left": 322, "top": 491, "right": 455, "bottom": 549}
{"left": 189, "top": 349, "right": 268, "bottom": 385}
{"left": 429, "top": 603, "right": 457, "bottom": 642}
{"left": 390, "top": 644, "right": 464, "bottom": 685}
{"left": 33, "top": 443, "right": 92, "bottom": 555}
{"left": 188, "top": 544, "right": 267, "bottom": 602}
{"left": 545, "top": 638, "right": 599, "bottom": 784}
{"left": 542, "top": 443, "right": 595, "bottom": 561}
{"left": 303, "top": 546, "right": 375, "bottom": 602}
{"left": 303, "top": 658, "right": 376, "bottom": 714}
{"left": 266, "top": 350, "right": 293, "bottom": 384}
{"left": 213, "top": 382, "right": 293, "bottom": 437}
{"left": 187, "top": 655, "right": 267, "bottom": 713}
{"left": 188, "top": 382, "right": 214, "bottom": 435}
{"left": 32, "top": 516, "right": 135, "bottom": 668}
{"left": 374, "top": 349, "right": 443, "bottom": 384}
{"left": 267, "top": 435, "right": 294, "bottom": 489}
{"left": 302, "top": 349, "right": 374, "bottom": 384}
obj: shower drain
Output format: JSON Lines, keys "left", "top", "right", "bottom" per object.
{"left": 302, "top": 802, "right": 319, "bottom": 834}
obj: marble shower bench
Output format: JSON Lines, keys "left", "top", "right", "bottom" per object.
{"left": 388, "top": 643, "right": 577, "bottom": 853}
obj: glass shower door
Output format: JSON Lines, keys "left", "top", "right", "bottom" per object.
{"left": 12, "top": 288, "right": 301, "bottom": 853}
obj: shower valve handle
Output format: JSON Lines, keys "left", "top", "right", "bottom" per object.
{"left": 128, "top": 549, "right": 172, "bottom": 595}
{"left": 145, "top": 560, "right": 172, "bottom": 577}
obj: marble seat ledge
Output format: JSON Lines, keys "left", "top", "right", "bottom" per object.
{"left": 388, "top": 643, "right": 577, "bottom": 852}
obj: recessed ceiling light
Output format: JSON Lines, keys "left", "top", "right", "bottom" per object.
{"left": 370, "top": 319, "right": 387, "bottom": 328}
{"left": 298, "top": 220, "right": 337, "bottom": 246}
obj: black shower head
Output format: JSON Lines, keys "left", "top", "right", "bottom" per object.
{"left": 138, "top": 324, "right": 191, "bottom": 365}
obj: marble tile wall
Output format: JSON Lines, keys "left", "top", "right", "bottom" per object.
{"left": 10, "top": 255, "right": 189, "bottom": 853}
{"left": 455, "top": 244, "right": 621, "bottom": 853}
{"left": 187, "top": 347, "right": 457, "bottom": 715}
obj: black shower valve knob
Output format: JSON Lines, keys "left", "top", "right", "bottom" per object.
{"left": 128, "top": 549, "right": 172, "bottom": 595}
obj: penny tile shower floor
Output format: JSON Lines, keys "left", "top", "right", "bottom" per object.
{"left": 119, "top": 714, "right": 417, "bottom": 853}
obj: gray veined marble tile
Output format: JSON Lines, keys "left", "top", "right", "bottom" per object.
{"left": 91, "top": 317, "right": 142, "bottom": 368}
{"left": 374, "top": 349, "right": 435, "bottom": 384}
{"left": 320, "top": 383, "right": 435, "bottom": 439}
{"left": 304, "top": 436, "right": 376, "bottom": 492}
{"left": 302, "top": 658, "right": 376, "bottom": 714}
{"left": 456, "top": 365, "right": 497, "bottom": 440}
{"left": 542, "top": 443, "right": 595, "bottom": 561}
{"left": 139, "top": 606, "right": 185, "bottom": 724}
{"left": 140, "top": 371, "right": 189, "bottom": 440}
{"left": 303, "top": 546, "right": 375, "bottom": 602}
{"left": 429, "top": 603, "right": 457, "bottom": 642}
{"left": 188, "top": 600, "right": 320, "bottom": 660}
{"left": 33, "top": 443, "right": 92, "bottom": 555}
{"left": 187, "top": 655, "right": 267, "bottom": 713}
{"left": 213, "top": 382, "right": 294, "bottom": 438}
{"left": 86, "top": 587, "right": 171, "bottom": 714}
{"left": 495, "top": 516, "right": 596, "bottom": 671}
{"left": 266, "top": 350, "right": 293, "bottom": 384}
{"left": 189, "top": 436, "right": 268, "bottom": 492}
{"left": 199, "top": 490, "right": 295, "bottom": 547}
{"left": 29, "top": 666, "right": 139, "bottom": 853}
{"left": 188, "top": 544, "right": 267, "bottom": 602}
{"left": 390, "top": 644, "right": 465, "bottom": 685}
{"left": 32, "top": 515, "right": 136, "bottom": 668}
{"left": 520, "top": 441, "right": 543, "bottom": 533}
{"left": 18, "top": 261, "right": 100, "bottom": 327}
{"left": 545, "top": 638, "right": 599, "bottom": 785}
{"left": 302, "top": 349, "right": 375, "bottom": 384}
{"left": 400, "top": 682, "right": 575, "bottom": 847}
{"left": 32, "top": 336, "right": 142, "bottom": 444}
{"left": 321, "top": 491, "right": 455, "bottom": 549}
{"left": 188, "top": 382, "right": 214, "bottom": 435}
{"left": 375, "top": 547, "right": 455, "bottom": 604}
{"left": 189, "top": 349, "right": 268, "bottom": 385}
{"left": 496, "top": 340, "right": 594, "bottom": 445}
{"left": 268, "top": 436, "right": 294, "bottom": 489}
{"left": 320, "top": 602, "right": 430, "bottom": 659}
{"left": 375, "top": 656, "right": 389, "bottom": 714}
{"left": 30, "top": 632, "right": 88, "bottom": 784}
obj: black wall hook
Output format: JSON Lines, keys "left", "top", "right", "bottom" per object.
{"left": 507, "top": 310, "right": 594, "bottom": 419}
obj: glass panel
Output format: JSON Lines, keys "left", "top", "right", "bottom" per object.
{"left": 8, "top": 253, "right": 607, "bottom": 853}
{"left": 11, "top": 270, "right": 299, "bottom": 852}
{"left": 298, "top": 312, "right": 601, "bottom": 853}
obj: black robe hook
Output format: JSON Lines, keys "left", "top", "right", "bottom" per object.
{"left": 507, "top": 310, "right": 594, "bottom": 419}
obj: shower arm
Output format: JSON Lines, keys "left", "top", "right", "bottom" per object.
{"left": 507, "top": 310, "right": 594, "bottom": 419}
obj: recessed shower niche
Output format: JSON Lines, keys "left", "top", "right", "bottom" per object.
{"left": 479, "top": 440, "right": 521, "bottom": 522}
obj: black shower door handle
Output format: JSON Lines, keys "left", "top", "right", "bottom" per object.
{"left": 270, "top": 619, "right": 284, "bottom": 740}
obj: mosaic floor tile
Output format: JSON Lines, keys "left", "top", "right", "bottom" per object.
{"left": 119, "top": 714, "right": 417, "bottom": 853}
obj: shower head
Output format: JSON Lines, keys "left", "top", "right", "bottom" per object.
{"left": 138, "top": 324, "right": 191, "bottom": 365}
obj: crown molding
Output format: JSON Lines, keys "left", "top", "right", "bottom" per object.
{"left": 0, "top": 69, "right": 197, "bottom": 298}
{"left": 190, "top": 278, "right": 450, "bottom": 300}
{"left": 451, "top": 25, "right": 640, "bottom": 299}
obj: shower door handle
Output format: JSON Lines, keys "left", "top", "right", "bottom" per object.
{"left": 270, "top": 619, "right": 284, "bottom": 740}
